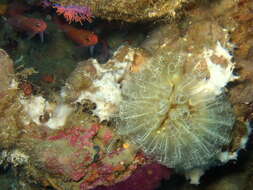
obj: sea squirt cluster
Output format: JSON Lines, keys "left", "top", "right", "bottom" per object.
{"left": 118, "top": 49, "right": 235, "bottom": 171}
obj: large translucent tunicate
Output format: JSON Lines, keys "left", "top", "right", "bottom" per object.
{"left": 118, "top": 53, "right": 235, "bottom": 171}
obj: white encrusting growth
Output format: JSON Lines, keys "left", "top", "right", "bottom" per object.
{"left": 20, "top": 95, "right": 73, "bottom": 129}
{"left": 1, "top": 150, "right": 29, "bottom": 167}
{"left": 185, "top": 168, "right": 205, "bottom": 185}
{"left": 193, "top": 42, "right": 238, "bottom": 96}
{"left": 20, "top": 96, "right": 47, "bottom": 125}
{"left": 217, "top": 151, "right": 238, "bottom": 163}
{"left": 45, "top": 104, "right": 73, "bottom": 129}
{"left": 75, "top": 47, "right": 134, "bottom": 121}
{"left": 8, "top": 79, "right": 19, "bottom": 89}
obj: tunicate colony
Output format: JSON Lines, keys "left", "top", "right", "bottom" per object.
{"left": 118, "top": 49, "right": 235, "bottom": 171}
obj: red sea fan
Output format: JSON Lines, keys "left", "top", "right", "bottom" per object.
{"left": 53, "top": 4, "right": 93, "bottom": 23}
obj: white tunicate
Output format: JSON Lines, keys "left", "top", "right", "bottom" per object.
{"left": 118, "top": 49, "right": 235, "bottom": 171}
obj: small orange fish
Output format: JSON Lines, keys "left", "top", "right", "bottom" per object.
{"left": 6, "top": 2, "right": 47, "bottom": 42}
{"left": 55, "top": 17, "right": 98, "bottom": 46}
{"left": 0, "top": 4, "right": 7, "bottom": 16}
{"left": 8, "top": 15, "right": 47, "bottom": 42}
{"left": 41, "top": 74, "right": 55, "bottom": 83}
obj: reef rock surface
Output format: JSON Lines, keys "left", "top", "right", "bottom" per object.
{"left": 51, "top": 0, "right": 195, "bottom": 22}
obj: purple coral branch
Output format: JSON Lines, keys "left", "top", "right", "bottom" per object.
{"left": 93, "top": 163, "right": 171, "bottom": 190}
{"left": 53, "top": 4, "right": 93, "bottom": 24}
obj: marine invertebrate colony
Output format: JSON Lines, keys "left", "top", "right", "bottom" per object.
{"left": 118, "top": 43, "right": 237, "bottom": 171}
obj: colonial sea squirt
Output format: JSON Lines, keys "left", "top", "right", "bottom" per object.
{"left": 118, "top": 42, "right": 237, "bottom": 172}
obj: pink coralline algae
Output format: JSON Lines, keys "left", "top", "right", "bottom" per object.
{"left": 53, "top": 4, "right": 93, "bottom": 23}
{"left": 35, "top": 124, "right": 148, "bottom": 189}
{"left": 93, "top": 163, "right": 172, "bottom": 190}
{"left": 42, "top": 124, "right": 101, "bottom": 181}
{"left": 48, "top": 124, "right": 100, "bottom": 148}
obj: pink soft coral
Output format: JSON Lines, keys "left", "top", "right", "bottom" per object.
{"left": 53, "top": 4, "right": 93, "bottom": 23}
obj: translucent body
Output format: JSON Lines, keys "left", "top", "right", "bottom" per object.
{"left": 118, "top": 55, "right": 235, "bottom": 171}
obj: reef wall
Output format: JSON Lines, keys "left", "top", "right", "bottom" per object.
{"left": 0, "top": 0, "right": 253, "bottom": 190}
